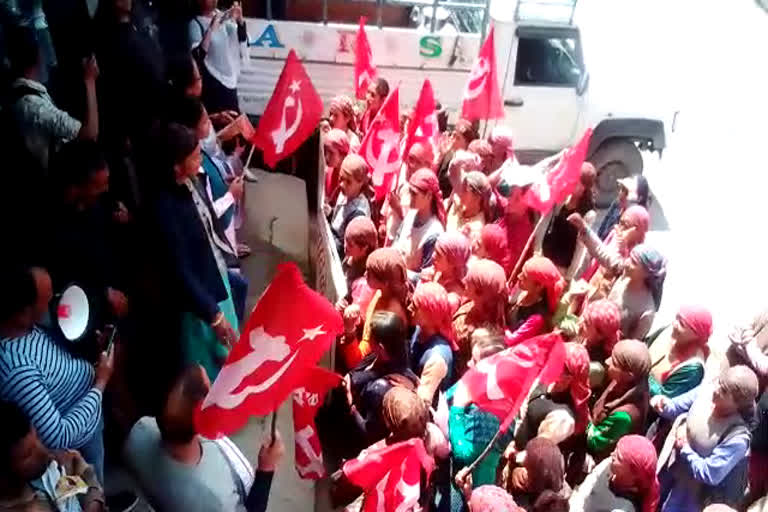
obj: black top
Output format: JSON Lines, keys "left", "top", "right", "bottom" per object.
{"left": 508, "top": 298, "right": 551, "bottom": 332}
{"left": 515, "top": 385, "right": 573, "bottom": 448}
{"left": 542, "top": 193, "right": 594, "bottom": 269}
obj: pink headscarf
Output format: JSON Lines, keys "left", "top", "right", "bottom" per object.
{"left": 329, "top": 95, "right": 357, "bottom": 133}
{"left": 614, "top": 435, "right": 660, "bottom": 512}
{"left": 479, "top": 224, "right": 511, "bottom": 275}
{"left": 409, "top": 168, "right": 447, "bottom": 228}
{"left": 520, "top": 256, "right": 565, "bottom": 313}
{"left": 412, "top": 282, "right": 457, "bottom": 350}
{"left": 563, "top": 342, "right": 591, "bottom": 434}
{"left": 489, "top": 125, "right": 515, "bottom": 159}
{"left": 582, "top": 299, "right": 622, "bottom": 353}
{"left": 621, "top": 205, "right": 650, "bottom": 245}
{"left": 407, "top": 142, "right": 435, "bottom": 171}
{"left": 435, "top": 232, "right": 471, "bottom": 280}
{"left": 464, "top": 259, "right": 508, "bottom": 326}
{"left": 469, "top": 485, "right": 522, "bottom": 512}
{"left": 323, "top": 128, "right": 351, "bottom": 156}
{"left": 677, "top": 305, "right": 713, "bottom": 357}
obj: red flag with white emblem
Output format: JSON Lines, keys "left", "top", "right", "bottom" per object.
{"left": 355, "top": 17, "right": 377, "bottom": 100}
{"left": 253, "top": 49, "right": 323, "bottom": 168}
{"left": 457, "top": 333, "right": 566, "bottom": 431}
{"left": 524, "top": 128, "right": 593, "bottom": 213}
{"left": 460, "top": 26, "right": 504, "bottom": 121}
{"left": 292, "top": 367, "right": 342, "bottom": 480}
{"left": 402, "top": 79, "right": 439, "bottom": 162}
{"left": 358, "top": 86, "right": 400, "bottom": 200}
{"left": 343, "top": 439, "right": 435, "bottom": 512}
{"left": 194, "top": 263, "right": 343, "bottom": 438}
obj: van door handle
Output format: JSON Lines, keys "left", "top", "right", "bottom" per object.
{"left": 505, "top": 97, "right": 524, "bottom": 107}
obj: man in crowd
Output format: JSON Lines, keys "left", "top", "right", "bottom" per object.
{"left": 0, "top": 266, "right": 114, "bottom": 483}
{"left": 123, "top": 364, "right": 284, "bottom": 512}
{"left": 0, "top": 400, "right": 107, "bottom": 511}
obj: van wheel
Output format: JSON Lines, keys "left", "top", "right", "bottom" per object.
{"left": 589, "top": 139, "right": 643, "bottom": 209}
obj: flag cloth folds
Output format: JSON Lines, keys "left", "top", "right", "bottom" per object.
{"left": 357, "top": 86, "right": 401, "bottom": 200}
{"left": 355, "top": 17, "right": 378, "bottom": 99}
{"left": 195, "top": 263, "right": 343, "bottom": 438}
{"left": 253, "top": 49, "right": 323, "bottom": 168}
{"left": 460, "top": 26, "right": 504, "bottom": 121}
{"left": 402, "top": 79, "right": 439, "bottom": 161}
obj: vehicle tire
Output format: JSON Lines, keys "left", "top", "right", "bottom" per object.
{"left": 588, "top": 139, "right": 643, "bottom": 209}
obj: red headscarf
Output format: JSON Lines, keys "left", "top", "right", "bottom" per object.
{"left": 677, "top": 304, "right": 713, "bottom": 358}
{"left": 412, "top": 282, "right": 457, "bottom": 350}
{"left": 409, "top": 168, "right": 447, "bottom": 228}
{"left": 520, "top": 256, "right": 565, "bottom": 313}
{"left": 614, "top": 435, "right": 660, "bottom": 512}
{"left": 407, "top": 142, "right": 435, "bottom": 172}
{"left": 621, "top": 205, "right": 650, "bottom": 245}
{"left": 563, "top": 342, "right": 591, "bottom": 434}
{"left": 479, "top": 224, "right": 511, "bottom": 275}
{"left": 582, "top": 299, "right": 622, "bottom": 354}
{"left": 435, "top": 231, "right": 471, "bottom": 280}
{"left": 464, "top": 259, "right": 508, "bottom": 326}
{"left": 469, "top": 486, "right": 522, "bottom": 512}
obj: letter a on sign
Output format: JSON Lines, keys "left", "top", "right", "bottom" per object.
{"left": 251, "top": 24, "right": 285, "bottom": 48}
{"left": 252, "top": 50, "right": 323, "bottom": 168}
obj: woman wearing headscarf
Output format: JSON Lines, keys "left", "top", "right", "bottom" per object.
{"left": 446, "top": 171, "right": 493, "bottom": 245}
{"left": 453, "top": 259, "right": 508, "bottom": 373}
{"left": 648, "top": 305, "right": 711, "bottom": 399}
{"left": 384, "top": 142, "right": 435, "bottom": 243}
{"left": 468, "top": 139, "right": 494, "bottom": 176}
{"left": 587, "top": 339, "right": 651, "bottom": 459}
{"left": 569, "top": 435, "right": 659, "bottom": 512}
{"left": 654, "top": 365, "right": 759, "bottom": 511}
{"left": 444, "top": 150, "right": 482, "bottom": 200}
{"left": 329, "top": 154, "right": 373, "bottom": 259}
{"left": 393, "top": 168, "right": 446, "bottom": 280}
{"left": 323, "top": 128, "right": 351, "bottom": 203}
{"left": 501, "top": 437, "right": 570, "bottom": 511}
{"left": 437, "top": 119, "right": 478, "bottom": 197}
{"left": 475, "top": 224, "right": 511, "bottom": 276}
{"left": 466, "top": 486, "right": 523, "bottom": 512}
{"left": 336, "top": 217, "right": 378, "bottom": 331}
{"left": 422, "top": 231, "right": 472, "bottom": 313}
{"left": 505, "top": 256, "right": 565, "bottom": 346}
{"left": 577, "top": 299, "right": 623, "bottom": 390}
{"left": 340, "top": 248, "right": 409, "bottom": 371}
{"left": 597, "top": 174, "right": 650, "bottom": 240}
{"left": 726, "top": 307, "right": 768, "bottom": 386}
{"left": 508, "top": 343, "right": 591, "bottom": 460}
{"left": 410, "top": 282, "right": 456, "bottom": 405}
{"left": 495, "top": 176, "right": 538, "bottom": 275}
{"left": 359, "top": 78, "right": 389, "bottom": 135}
{"left": 568, "top": 204, "right": 650, "bottom": 306}
{"left": 328, "top": 94, "right": 360, "bottom": 148}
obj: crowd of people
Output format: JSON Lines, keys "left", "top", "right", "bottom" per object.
{"left": 0, "top": 1, "right": 767, "bottom": 512}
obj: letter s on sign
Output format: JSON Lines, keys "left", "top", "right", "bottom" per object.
{"left": 419, "top": 36, "right": 442, "bottom": 58}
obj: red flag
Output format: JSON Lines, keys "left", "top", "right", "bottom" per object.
{"left": 195, "top": 263, "right": 343, "bottom": 438}
{"left": 253, "top": 49, "right": 323, "bottom": 168}
{"left": 358, "top": 86, "right": 401, "bottom": 200}
{"left": 343, "top": 439, "right": 435, "bottom": 512}
{"left": 524, "top": 128, "right": 593, "bottom": 213}
{"left": 355, "top": 17, "right": 377, "bottom": 100}
{"left": 292, "top": 367, "right": 342, "bottom": 480}
{"left": 460, "top": 26, "right": 504, "bottom": 121}
{"left": 457, "top": 333, "right": 566, "bottom": 431}
{"left": 401, "top": 79, "right": 439, "bottom": 161}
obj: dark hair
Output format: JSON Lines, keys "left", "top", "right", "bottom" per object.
{"left": 0, "top": 401, "right": 32, "bottom": 470}
{"left": 7, "top": 27, "right": 40, "bottom": 74}
{"left": 435, "top": 101, "right": 448, "bottom": 133}
{"left": 51, "top": 140, "right": 108, "bottom": 189}
{"left": 170, "top": 96, "right": 206, "bottom": 131}
{"left": 374, "top": 78, "right": 390, "bottom": 99}
{"left": 0, "top": 266, "right": 37, "bottom": 324}
{"left": 370, "top": 311, "right": 407, "bottom": 364}
{"left": 166, "top": 54, "right": 198, "bottom": 95}
{"left": 635, "top": 175, "right": 650, "bottom": 207}
{"left": 159, "top": 365, "right": 209, "bottom": 443}
{"left": 532, "top": 490, "right": 569, "bottom": 512}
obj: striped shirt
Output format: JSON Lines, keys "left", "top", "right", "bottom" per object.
{"left": 0, "top": 326, "right": 101, "bottom": 450}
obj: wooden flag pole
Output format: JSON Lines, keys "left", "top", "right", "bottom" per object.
{"left": 270, "top": 410, "right": 278, "bottom": 444}
{"left": 244, "top": 143, "right": 257, "bottom": 170}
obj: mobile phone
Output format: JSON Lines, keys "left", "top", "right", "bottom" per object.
{"left": 105, "top": 325, "right": 117, "bottom": 352}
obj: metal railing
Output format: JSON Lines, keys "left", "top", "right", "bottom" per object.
{"left": 261, "top": 0, "right": 492, "bottom": 39}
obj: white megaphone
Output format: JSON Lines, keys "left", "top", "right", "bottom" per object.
{"left": 53, "top": 284, "right": 91, "bottom": 342}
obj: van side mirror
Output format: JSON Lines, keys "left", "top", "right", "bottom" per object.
{"left": 577, "top": 71, "right": 590, "bottom": 96}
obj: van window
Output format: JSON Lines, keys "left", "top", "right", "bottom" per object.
{"left": 514, "top": 37, "right": 582, "bottom": 86}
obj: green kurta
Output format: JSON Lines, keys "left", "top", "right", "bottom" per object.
{"left": 648, "top": 362, "right": 704, "bottom": 398}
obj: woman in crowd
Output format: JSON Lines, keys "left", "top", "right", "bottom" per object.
{"left": 328, "top": 95, "right": 360, "bottom": 148}
{"left": 393, "top": 168, "right": 446, "bottom": 280}
{"left": 341, "top": 216, "right": 378, "bottom": 291}
{"left": 597, "top": 175, "right": 651, "bottom": 240}
{"left": 569, "top": 435, "right": 659, "bottom": 512}
{"left": 475, "top": 224, "right": 511, "bottom": 277}
{"left": 453, "top": 259, "right": 508, "bottom": 373}
{"left": 726, "top": 307, "right": 768, "bottom": 383}
{"left": 410, "top": 282, "right": 456, "bottom": 404}
{"left": 189, "top": 0, "right": 247, "bottom": 114}
{"left": 506, "top": 256, "right": 565, "bottom": 345}
{"left": 496, "top": 176, "right": 538, "bottom": 273}
{"left": 509, "top": 343, "right": 591, "bottom": 458}
{"left": 166, "top": 53, "right": 240, "bottom": 126}
{"left": 654, "top": 365, "right": 759, "bottom": 511}
{"left": 330, "top": 154, "right": 373, "bottom": 258}
{"left": 323, "top": 128, "right": 351, "bottom": 205}
{"left": 423, "top": 231, "right": 472, "bottom": 313}
{"left": 359, "top": 78, "right": 389, "bottom": 134}
{"left": 444, "top": 150, "right": 481, "bottom": 201}
{"left": 446, "top": 171, "right": 493, "bottom": 245}
{"left": 586, "top": 339, "right": 651, "bottom": 460}
{"left": 502, "top": 437, "right": 570, "bottom": 511}
{"left": 340, "top": 248, "right": 409, "bottom": 370}
{"left": 437, "top": 120, "right": 478, "bottom": 197}
{"left": 464, "top": 485, "right": 523, "bottom": 512}
{"left": 488, "top": 125, "right": 515, "bottom": 175}
{"left": 577, "top": 299, "right": 623, "bottom": 389}
{"left": 385, "top": 142, "right": 435, "bottom": 244}
{"left": 449, "top": 328, "right": 514, "bottom": 511}
{"left": 468, "top": 139, "right": 494, "bottom": 176}
{"left": 649, "top": 305, "right": 711, "bottom": 398}
{"left": 152, "top": 123, "right": 238, "bottom": 380}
